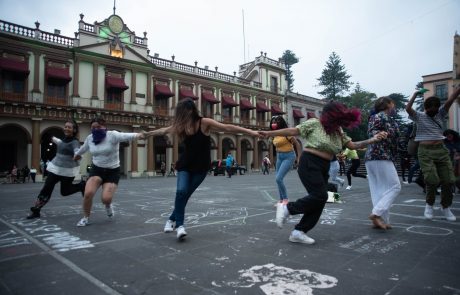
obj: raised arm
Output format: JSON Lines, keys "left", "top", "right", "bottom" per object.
{"left": 144, "top": 126, "right": 174, "bottom": 138}
{"left": 203, "top": 118, "right": 259, "bottom": 137}
{"left": 405, "top": 91, "right": 419, "bottom": 118}
{"left": 444, "top": 85, "right": 460, "bottom": 112}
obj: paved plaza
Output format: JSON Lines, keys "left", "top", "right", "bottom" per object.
{"left": 1, "top": 172, "right": 460, "bottom": 295}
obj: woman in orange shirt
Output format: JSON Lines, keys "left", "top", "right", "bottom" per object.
{"left": 270, "top": 116, "right": 302, "bottom": 205}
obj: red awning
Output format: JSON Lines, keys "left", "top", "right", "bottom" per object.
{"left": 106, "top": 76, "right": 129, "bottom": 91}
{"left": 292, "top": 109, "right": 305, "bottom": 118}
{"left": 46, "top": 67, "right": 72, "bottom": 83}
{"left": 154, "top": 84, "right": 174, "bottom": 99}
{"left": 222, "top": 96, "right": 239, "bottom": 107}
{"left": 256, "top": 101, "right": 270, "bottom": 112}
{"left": 307, "top": 112, "right": 317, "bottom": 119}
{"left": 271, "top": 105, "right": 286, "bottom": 115}
{"left": 240, "top": 99, "right": 256, "bottom": 110}
{"left": 0, "top": 58, "right": 30, "bottom": 75}
{"left": 201, "top": 92, "right": 220, "bottom": 104}
{"left": 179, "top": 88, "right": 198, "bottom": 100}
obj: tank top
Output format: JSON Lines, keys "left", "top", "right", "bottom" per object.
{"left": 175, "top": 119, "right": 211, "bottom": 172}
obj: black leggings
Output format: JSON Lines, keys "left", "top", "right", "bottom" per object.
{"left": 346, "top": 159, "right": 366, "bottom": 185}
{"left": 32, "top": 172, "right": 81, "bottom": 210}
{"left": 287, "top": 152, "right": 329, "bottom": 233}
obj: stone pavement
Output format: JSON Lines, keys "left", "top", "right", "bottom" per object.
{"left": 0, "top": 172, "right": 459, "bottom": 295}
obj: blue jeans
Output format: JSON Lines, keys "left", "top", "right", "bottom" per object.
{"left": 169, "top": 170, "right": 207, "bottom": 227}
{"left": 276, "top": 151, "right": 296, "bottom": 200}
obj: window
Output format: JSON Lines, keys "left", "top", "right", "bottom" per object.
{"left": 47, "top": 81, "right": 66, "bottom": 99}
{"left": 105, "top": 89, "right": 123, "bottom": 110}
{"left": 240, "top": 109, "right": 250, "bottom": 123}
{"left": 202, "top": 102, "right": 213, "bottom": 118}
{"left": 222, "top": 107, "right": 232, "bottom": 121}
{"left": 294, "top": 117, "right": 301, "bottom": 126}
{"left": 270, "top": 76, "right": 278, "bottom": 93}
{"left": 2, "top": 72, "right": 25, "bottom": 95}
{"left": 256, "top": 111, "right": 265, "bottom": 124}
{"left": 435, "top": 84, "right": 448, "bottom": 101}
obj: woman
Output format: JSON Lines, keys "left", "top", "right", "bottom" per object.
{"left": 146, "top": 98, "right": 259, "bottom": 240}
{"left": 259, "top": 101, "right": 387, "bottom": 245}
{"left": 26, "top": 120, "right": 85, "bottom": 219}
{"left": 73, "top": 117, "right": 146, "bottom": 226}
{"left": 343, "top": 147, "right": 367, "bottom": 190}
{"left": 365, "top": 97, "right": 401, "bottom": 229}
{"left": 270, "top": 115, "right": 301, "bottom": 205}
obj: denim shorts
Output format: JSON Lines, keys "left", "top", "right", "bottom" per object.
{"left": 88, "top": 165, "right": 120, "bottom": 184}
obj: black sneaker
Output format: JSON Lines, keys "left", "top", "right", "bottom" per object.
{"left": 26, "top": 207, "right": 40, "bottom": 219}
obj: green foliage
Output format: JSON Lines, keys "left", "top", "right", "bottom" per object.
{"left": 388, "top": 93, "right": 408, "bottom": 125}
{"left": 414, "top": 81, "right": 425, "bottom": 111}
{"left": 317, "top": 52, "right": 353, "bottom": 99}
{"left": 282, "top": 50, "right": 299, "bottom": 92}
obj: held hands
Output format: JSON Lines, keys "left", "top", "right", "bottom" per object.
{"left": 258, "top": 131, "right": 269, "bottom": 138}
{"left": 73, "top": 155, "right": 82, "bottom": 161}
{"left": 374, "top": 131, "right": 388, "bottom": 142}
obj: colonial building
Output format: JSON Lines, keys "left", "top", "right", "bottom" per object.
{"left": 0, "top": 11, "right": 323, "bottom": 180}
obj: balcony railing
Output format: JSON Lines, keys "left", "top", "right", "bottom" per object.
{"left": 0, "top": 91, "right": 27, "bottom": 102}
{"left": 45, "top": 96, "right": 69, "bottom": 106}
{"left": 105, "top": 102, "right": 124, "bottom": 111}
{"left": 153, "top": 105, "right": 169, "bottom": 116}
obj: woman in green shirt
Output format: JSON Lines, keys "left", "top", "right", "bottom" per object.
{"left": 343, "top": 147, "right": 367, "bottom": 190}
{"left": 259, "top": 101, "right": 386, "bottom": 245}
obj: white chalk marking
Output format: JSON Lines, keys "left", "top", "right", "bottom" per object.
{"left": 0, "top": 218, "right": 122, "bottom": 295}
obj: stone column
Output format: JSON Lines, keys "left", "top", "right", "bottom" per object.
{"left": 32, "top": 51, "right": 41, "bottom": 93}
{"left": 31, "top": 118, "right": 41, "bottom": 174}
{"left": 72, "top": 58, "right": 80, "bottom": 97}
{"left": 147, "top": 135, "right": 154, "bottom": 173}
{"left": 236, "top": 134, "right": 242, "bottom": 165}
{"left": 130, "top": 70, "right": 136, "bottom": 104}
{"left": 217, "top": 133, "right": 223, "bottom": 160}
{"left": 131, "top": 126, "right": 139, "bottom": 173}
{"left": 146, "top": 73, "right": 152, "bottom": 106}
{"left": 91, "top": 62, "right": 99, "bottom": 99}
{"left": 253, "top": 137, "right": 259, "bottom": 170}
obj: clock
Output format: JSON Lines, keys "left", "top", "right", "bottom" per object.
{"left": 108, "top": 15, "right": 124, "bottom": 34}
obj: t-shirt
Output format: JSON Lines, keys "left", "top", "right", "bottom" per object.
{"left": 408, "top": 106, "right": 446, "bottom": 141}
{"left": 76, "top": 130, "right": 138, "bottom": 169}
{"left": 296, "top": 119, "right": 351, "bottom": 155}
{"left": 46, "top": 137, "right": 81, "bottom": 177}
{"left": 273, "top": 136, "right": 294, "bottom": 153}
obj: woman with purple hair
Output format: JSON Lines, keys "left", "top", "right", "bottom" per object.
{"left": 259, "top": 101, "right": 387, "bottom": 245}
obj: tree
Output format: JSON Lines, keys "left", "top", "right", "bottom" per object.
{"left": 343, "top": 83, "right": 376, "bottom": 141}
{"left": 317, "top": 52, "right": 353, "bottom": 99}
{"left": 281, "top": 50, "right": 299, "bottom": 92}
{"left": 414, "top": 81, "right": 425, "bottom": 111}
{"left": 388, "top": 93, "right": 408, "bottom": 125}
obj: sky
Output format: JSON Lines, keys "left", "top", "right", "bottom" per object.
{"left": 1, "top": 0, "right": 459, "bottom": 99}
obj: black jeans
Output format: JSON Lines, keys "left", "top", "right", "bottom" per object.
{"left": 346, "top": 159, "right": 366, "bottom": 185}
{"left": 287, "top": 151, "right": 330, "bottom": 233}
{"left": 33, "top": 172, "right": 81, "bottom": 209}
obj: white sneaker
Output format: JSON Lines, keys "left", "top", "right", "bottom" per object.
{"left": 346, "top": 185, "right": 352, "bottom": 190}
{"left": 402, "top": 181, "right": 409, "bottom": 184}
{"left": 441, "top": 207, "right": 456, "bottom": 221}
{"left": 76, "top": 217, "right": 89, "bottom": 227}
{"left": 289, "top": 230, "right": 315, "bottom": 244}
{"left": 424, "top": 204, "right": 433, "bottom": 220}
{"left": 164, "top": 220, "right": 175, "bottom": 233}
{"left": 275, "top": 203, "right": 289, "bottom": 228}
{"left": 106, "top": 204, "right": 114, "bottom": 217}
{"left": 176, "top": 226, "right": 187, "bottom": 240}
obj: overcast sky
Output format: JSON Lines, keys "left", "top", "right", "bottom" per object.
{"left": 1, "top": 0, "right": 459, "bottom": 99}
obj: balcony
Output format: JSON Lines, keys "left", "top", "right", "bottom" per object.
{"left": 45, "top": 96, "right": 69, "bottom": 106}
{"left": 153, "top": 105, "right": 169, "bottom": 116}
{"left": 1, "top": 91, "right": 27, "bottom": 102}
{"left": 105, "top": 101, "right": 123, "bottom": 111}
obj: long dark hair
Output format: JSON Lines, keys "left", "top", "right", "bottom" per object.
{"left": 173, "top": 98, "right": 202, "bottom": 141}
{"left": 269, "top": 115, "right": 288, "bottom": 130}
{"left": 65, "top": 119, "right": 79, "bottom": 139}
{"left": 374, "top": 96, "right": 393, "bottom": 113}
{"left": 320, "top": 101, "right": 361, "bottom": 135}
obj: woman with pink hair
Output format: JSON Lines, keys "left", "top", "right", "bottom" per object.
{"left": 259, "top": 101, "right": 387, "bottom": 245}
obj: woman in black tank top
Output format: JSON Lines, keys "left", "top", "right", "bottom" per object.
{"left": 146, "top": 98, "right": 259, "bottom": 240}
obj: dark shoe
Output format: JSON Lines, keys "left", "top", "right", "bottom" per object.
{"left": 26, "top": 207, "right": 40, "bottom": 219}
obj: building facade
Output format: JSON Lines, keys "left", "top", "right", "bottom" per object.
{"left": 0, "top": 12, "right": 323, "bottom": 180}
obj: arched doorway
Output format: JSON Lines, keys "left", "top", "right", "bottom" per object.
{"left": 221, "top": 137, "right": 235, "bottom": 159}
{"left": 257, "top": 141, "right": 268, "bottom": 168}
{"left": 41, "top": 127, "right": 65, "bottom": 174}
{"left": 0, "top": 124, "right": 30, "bottom": 172}
{"left": 154, "top": 136, "right": 167, "bottom": 170}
